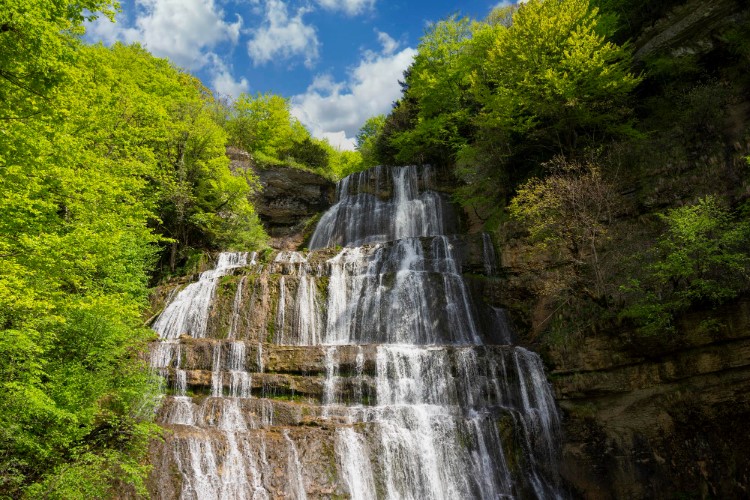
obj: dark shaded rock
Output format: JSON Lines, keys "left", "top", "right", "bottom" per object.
{"left": 226, "top": 146, "right": 336, "bottom": 250}
{"left": 547, "top": 298, "right": 750, "bottom": 498}
{"left": 634, "top": 0, "right": 745, "bottom": 60}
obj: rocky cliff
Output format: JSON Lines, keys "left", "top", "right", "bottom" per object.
{"left": 489, "top": 0, "right": 750, "bottom": 496}
{"left": 541, "top": 299, "right": 750, "bottom": 498}
{"left": 227, "top": 147, "right": 336, "bottom": 250}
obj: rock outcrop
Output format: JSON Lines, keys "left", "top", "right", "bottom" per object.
{"left": 543, "top": 298, "right": 750, "bottom": 498}
{"left": 226, "top": 147, "right": 336, "bottom": 250}
{"left": 634, "top": 0, "right": 746, "bottom": 60}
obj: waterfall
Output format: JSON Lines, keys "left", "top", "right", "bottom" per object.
{"left": 308, "top": 165, "right": 452, "bottom": 249}
{"left": 148, "top": 165, "right": 563, "bottom": 499}
{"left": 153, "top": 252, "right": 250, "bottom": 340}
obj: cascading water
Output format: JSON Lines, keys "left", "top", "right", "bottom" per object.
{"left": 148, "top": 165, "right": 564, "bottom": 499}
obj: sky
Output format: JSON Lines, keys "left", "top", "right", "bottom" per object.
{"left": 86, "top": 0, "right": 521, "bottom": 150}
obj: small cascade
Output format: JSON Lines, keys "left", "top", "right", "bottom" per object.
{"left": 291, "top": 267, "right": 322, "bottom": 346}
{"left": 227, "top": 276, "right": 246, "bottom": 339}
{"left": 482, "top": 232, "right": 498, "bottom": 276}
{"left": 227, "top": 341, "right": 251, "bottom": 398}
{"left": 308, "top": 165, "right": 453, "bottom": 249}
{"left": 336, "top": 427, "right": 377, "bottom": 500}
{"left": 148, "top": 165, "right": 564, "bottom": 499}
{"left": 153, "top": 252, "right": 251, "bottom": 340}
{"left": 284, "top": 431, "right": 308, "bottom": 500}
{"left": 322, "top": 237, "right": 481, "bottom": 345}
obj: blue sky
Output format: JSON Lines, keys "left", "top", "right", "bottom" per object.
{"left": 87, "top": 0, "right": 521, "bottom": 149}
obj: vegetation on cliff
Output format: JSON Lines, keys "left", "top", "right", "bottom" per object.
{"left": 0, "top": 1, "right": 266, "bottom": 496}
{"left": 364, "top": 0, "right": 750, "bottom": 342}
{"left": 223, "top": 92, "right": 364, "bottom": 179}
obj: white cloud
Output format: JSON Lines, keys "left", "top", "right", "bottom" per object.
{"left": 209, "top": 55, "right": 249, "bottom": 98}
{"left": 291, "top": 33, "right": 416, "bottom": 151}
{"left": 86, "top": 11, "right": 130, "bottom": 45}
{"left": 315, "top": 0, "right": 376, "bottom": 16}
{"left": 321, "top": 131, "right": 357, "bottom": 151}
{"left": 86, "top": 0, "right": 241, "bottom": 71}
{"left": 247, "top": 0, "right": 319, "bottom": 68}
{"left": 492, "top": 0, "right": 527, "bottom": 10}
{"left": 376, "top": 30, "right": 398, "bottom": 55}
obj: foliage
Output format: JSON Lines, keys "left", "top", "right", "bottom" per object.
{"left": 473, "top": 0, "right": 641, "bottom": 153}
{"left": 509, "top": 157, "right": 619, "bottom": 302}
{"left": 226, "top": 93, "right": 308, "bottom": 164}
{"left": 365, "top": 0, "right": 641, "bottom": 219}
{"left": 356, "top": 114, "right": 386, "bottom": 168}
{"left": 225, "top": 92, "right": 363, "bottom": 178}
{"left": 0, "top": 0, "right": 117, "bottom": 121}
{"left": 388, "top": 16, "right": 476, "bottom": 165}
{"left": 591, "top": 0, "right": 687, "bottom": 42}
{"left": 0, "top": 19, "right": 265, "bottom": 498}
{"left": 75, "top": 44, "right": 268, "bottom": 271}
{"left": 621, "top": 197, "right": 750, "bottom": 335}
{"left": 0, "top": 45, "right": 163, "bottom": 493}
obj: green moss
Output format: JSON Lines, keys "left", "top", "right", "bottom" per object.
{"left": 218, "top": 275, "right": 239, "bottom": 296}
{"left": 496, "top": 414, "right": 521, "bottom": 474}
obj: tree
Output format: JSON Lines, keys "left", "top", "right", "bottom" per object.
{"left": 0, "top": 40, "right": 267, "bottom": 496}
{"left": 226, "top": 92, "right": 308, "bottom": 165}
{"left": 621, "top": 196, "right": 750, "bottom": 335}
{"left": 356, "top": 114, "right": 386, "bottom": 168}
{"left": 509, "top": 157, "right": 618, "bottom": 303}
{"left": 473, "top": 0, "right": 641, "bottom": 153}
{"left": 388, "top": 16, "right": 476, "bottom": 165}
{"left": 0, "top": 0, "right": 117, "bottom": 120}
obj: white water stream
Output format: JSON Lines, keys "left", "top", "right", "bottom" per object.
{"left": 149, "top": 165, "right": 563, "bottom": 498}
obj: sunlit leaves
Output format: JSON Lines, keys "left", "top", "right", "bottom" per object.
{"left": 621, "top": 196, "right": 750, "bottom": 335}
{"left": 475, "top": 0, "right": 641, "bottom": 150}
{"left": 0, "top": 0, "right": 118, "bottom": 120}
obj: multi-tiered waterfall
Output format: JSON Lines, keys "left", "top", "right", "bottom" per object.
{"left": 149, "top": 165, "right": 563, "bottom": 499}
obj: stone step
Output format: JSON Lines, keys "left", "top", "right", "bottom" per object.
{"left": 160, "top": 368, "right": 377, "bottom": 403}
{"left": 153, "top": 340, "right": 518, "bottom": 374}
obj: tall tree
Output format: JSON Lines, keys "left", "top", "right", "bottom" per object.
{"left": 473, "top": 0, "right": 641, "bottom": 152}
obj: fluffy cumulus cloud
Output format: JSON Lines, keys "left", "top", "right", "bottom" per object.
{"left": 315, "top": 0, "right": 376, "bottom": 16}
{"left": 86, "top": 0, "right": 249, "bottom": 98}
{"left": 376, "top": 30, "right": 398, "bottom": 55}
{"left": 89, "top": 0, "right": 241, "bottom": 69}
{"left": 208, "top": 55, "right": 249, "bottom": 98}
{"left": 247, "top": 0, "right": 319, "bottom": 68}
{"left": 291, "top": 32, "right": 416, "bottom": 150}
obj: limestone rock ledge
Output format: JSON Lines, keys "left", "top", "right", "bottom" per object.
{"left": 227, "top": 146, "right": 336, "bottom": 250}
{"left": 546, "top": 299, "right": 750, "bottom": 499}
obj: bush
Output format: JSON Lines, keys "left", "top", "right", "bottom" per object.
{"left": 621, "top": 196, "right": 750, "bottom": 335}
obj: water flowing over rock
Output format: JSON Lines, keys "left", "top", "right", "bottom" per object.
{"left": 148, "top": 165, "right": 564, "bottom": 498}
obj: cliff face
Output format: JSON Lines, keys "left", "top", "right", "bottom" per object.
{"left": 486, "top": 1, "right": 750, "bottom": 496}
{"left": 634, "top": 0, "right": 745, "bottom": 60}
{"left": 227, "top": 147, "right": 336, "bottom": 250}
{"left": 542, "top": 299, "right": 750, "bottom": 498}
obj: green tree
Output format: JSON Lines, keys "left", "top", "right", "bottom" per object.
{"left": 0, "top": 0, "right": 117, "bottom": 120}
{"left": 473, "top": 0, "right": 641, "bottom": 152}
{"left": 0, "top": 40, "right": 163, "bottom": 494}
{"left": 0, "top": 39, "right": 267, "bottom": 496}
{"left": 389, "top": 16, "right": 476, "bottom": 165}
{"left": 226, "top": 92, "right": 308, "bottom": 165}
{"left": 356, "top": 114, "right": 386, "bottom": 167}
{"left": 621, "top": 196, "right": 750, "bottom": 335}
{"left": 509, "top": 157, "right": 619, "bottom": 304}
